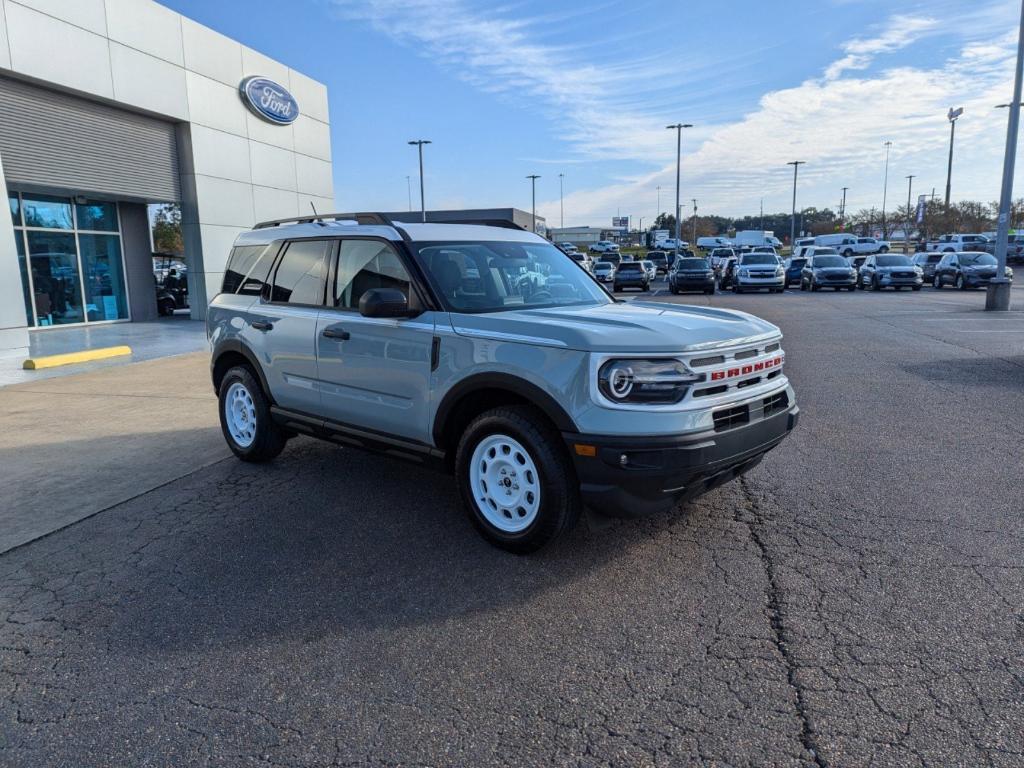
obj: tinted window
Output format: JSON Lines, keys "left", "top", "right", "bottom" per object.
{"left": 334, "top": 240, "right": 411, "bottom": 309}
{"left": 22, "top": 194, "right": 73, "bottom": 229}
{"left": 595, "top": 262, "right": 612, "bottom": 269}
{"left": 270, "top": 240, "right": 329, "bottom": 304}
{"left": 812, "top": 248, "right": 838, "bottom": 255}
{"left": 618, "top": 262, "right": 643, "bottom": 272}
{"left": 959, "top": 253, "right": 997, "bottom": 266}
{"left": 876, "top": 255, "right": 911, "bottom": 266}
{"left": 740, "top": 254, "right": 778, "bottom": 265}
{"left": 222, "top": 245, "right": 276, "bottom": 295}
{"left": 812, "top": 255, "right": 847, "bottom": 268}
{"left": 790, "top": 258, "right": 808, "bottom": 267}
{"left": 677, "top": 258, "right": 708, "bottom": 269}
{"left": 75, "top": 200, "right": 118, "bottom": 231}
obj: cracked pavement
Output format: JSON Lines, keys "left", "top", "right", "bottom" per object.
{"left": 2, "top": 286, "right": 1022, "bottom": 766}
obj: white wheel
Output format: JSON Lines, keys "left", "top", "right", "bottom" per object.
{"left": 469, "top": 433, "right": 541, "bottom": 533}
{"left": 224, "top": 381, "right": 257, "bottom": 448}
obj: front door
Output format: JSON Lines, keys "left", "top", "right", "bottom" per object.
{"left": 316, "top": 239, "right": 436, "bottom": 444}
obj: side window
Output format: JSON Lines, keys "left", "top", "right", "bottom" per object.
{"left": 270, "top": 240, "right": 330, "bottom": 305}
{"left": 333, "top": 240, "right": 411, "bottom": 310}
{"left": 222, "top": 244, "right": 276, "bottom": 295}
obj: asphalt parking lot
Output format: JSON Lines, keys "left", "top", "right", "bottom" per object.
{"left": 2, "top": 282, "right": 1023, "bottom": 767}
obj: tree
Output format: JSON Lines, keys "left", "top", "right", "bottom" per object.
{"left": 152, "top": 203, "right": 183, "bottom": 255}
{"left": 653, "top": 212, "right": 677, "bottom": 233}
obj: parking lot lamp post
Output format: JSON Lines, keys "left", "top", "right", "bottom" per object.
{"left": 526, "top": 175, "right": 540, "bottom": 234}
{"left": 944, "top": 107, "right": 963, "bottom": 209}
{"left": 988, "top": 0, "right": 1024, "bottom": 311}
{"left": 691, "top": 199, "right": 698, "bottom": 245}
{"left": 787, "top": 161, "right": 804, "bottom": 249}
{"left": 408, "top": 140, "right": 431, "bottom": 222}
{"left": 666, "top": 123, "right": 693, "bottom": 257}
{"left": 881, "top": 141, "right": 892, "bottom": 238}
{"left": 559, "top": 173, "right": 564, "bottom": 228}
{"left": 405, "top": 175, "right": 412, "bottom": 212}
{"left": 904, "top": 175, "right": 915, "bottom": 252}
{"left": 840, "top": 187, "right": 848, "bottom": 230}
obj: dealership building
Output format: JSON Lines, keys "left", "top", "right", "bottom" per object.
{"left": 0, "top": 0, "right": 334, "bottom": 366}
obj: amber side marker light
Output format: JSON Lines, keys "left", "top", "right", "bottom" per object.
{"left": 574, "top": 444, "right": 597, "bottom": 457}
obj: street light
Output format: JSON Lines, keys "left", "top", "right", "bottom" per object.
{"left": 987, "top": 0, "right": 1024, "bottom": 311}
{"left": 656, "top": 185, "right": 661, "bottom": 220}
{"left": 691, "top": 199, "right": 698, "bottom": 245}
{"left": 881, "top": 141, "right": 892, "bottom": 238}
{"left": 526, "top": 174, "right": 540, "bottom": 234}
{"left": 408, "top": 140, "right": 432, "bottom": 222}
{"left": 840, "top": 187, "right": 849, "bottom": 231}
{"left": 666, "top": 123, "right": 694, "bottom": 257}
{"left": 558, "top": 173, "right": 565, "bottom": 229}
{"left": 944, "top": 107, "right": 963, "bottom": 209}
{"left": 904, "top": 175, "right": 915, "bottom": 252}
{"left": 405, "top": 175, "right": 412, "bottom": 212}
{"left": 787, "top": 161, "right": 805, "bottom": 248}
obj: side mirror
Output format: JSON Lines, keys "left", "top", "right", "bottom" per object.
{"left": 359, "top": 288, "right": 412, "bottom": 318}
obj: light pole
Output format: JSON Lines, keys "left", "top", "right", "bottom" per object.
{"left": 881, "top": 141, "right": 892, "bottom": 238}
{"left": 840, "top": 187, "right": 848, "bottom": 230}
{"left": 988, "top": 0, "right": 1024, "bottom": 311}
{"left": 787, "top": 161, "right": 805, "bottom": 249}
{"left": 526, "top": 174, "right": 540, "bottom": 234}
{"left": 666, "top": 123, "right": 693, "bottom": 258}
{"left": 759, "top": 198, "right": 764, "bottom": 231}
{"left": 558, "top": 172, "right": 565, "bottom": 229}
{"left": 408, "top": 139, "right": 431, "bottom": 222}
{"left": 691, "top": 199, "right": 698, "bottom": 245}
{"left": 656, "top": 185, "right": 661, "bottom": 220}
{"left": 405, "top": 175, "right": 412, "bottom": 212}
{"left": 909, "top": 176, "right": 917, "bottom": 253}
{"left": 944, "top": 107, "right": 963, "bottom": 209}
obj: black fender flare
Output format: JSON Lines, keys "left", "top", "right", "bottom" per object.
{"left": 211, "top": 338, "right": 273, "bottom": 401}
{"left": 432, "top": 372, "right": 578, "bottom": 447}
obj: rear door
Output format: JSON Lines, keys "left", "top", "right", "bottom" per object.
{"left": 250, "top": 238, "right": 332, "bottom": 414}
{"left": 316, "top": 238, "right": 437, "bottom": 444}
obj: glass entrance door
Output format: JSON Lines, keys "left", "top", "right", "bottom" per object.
{"left": 10, "top": 193, "right": 130, "bottom": 327}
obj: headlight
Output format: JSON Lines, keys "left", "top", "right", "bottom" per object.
{"left": 740, "top": 269, "right": 750, "bottom": 277}
{"left": 598, "top": 359, "right": 700, "bottom": 405}
{"left": 775, "top": 267, "right": 784, "bottom": 276}
{"left": 914, "top": 266, "right": 923, "bottom": 274}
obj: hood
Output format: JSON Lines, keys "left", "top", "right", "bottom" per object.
{"left": 448, "top": 301, "right": 780, "bottom": 353}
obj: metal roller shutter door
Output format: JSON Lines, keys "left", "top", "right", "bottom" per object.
{"left": 0, "top": 76, "right": 179, "bottom": 201}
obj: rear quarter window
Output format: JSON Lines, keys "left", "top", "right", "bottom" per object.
{"left": 222, "top": 244, "right": 277, "bottom": 295}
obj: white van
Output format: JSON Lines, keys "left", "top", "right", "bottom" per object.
{"left": 697, "top": 236, "right": 729, "bottom": 250}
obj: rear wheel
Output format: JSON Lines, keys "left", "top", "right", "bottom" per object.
{"left": 933, "top": 274, "right": 942, "bottom": 289}
{"left": 455, "top": 406, "right": 581, "bottom": 553}
{"left": 956, "top": 274, "right": 966, "bottom": 290}
{"left": 218, "top": 366, "right": 288, "bottom": 462}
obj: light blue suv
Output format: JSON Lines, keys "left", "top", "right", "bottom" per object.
{"left": 208, "top": 213, "right": 798, "bottom": 552}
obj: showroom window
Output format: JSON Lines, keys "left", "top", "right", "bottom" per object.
{"left": 11, "top": 193, "right": 129, "bottom": 327}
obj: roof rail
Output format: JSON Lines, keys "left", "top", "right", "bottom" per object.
{"left": 388, "top": 217, "right": 527, "bottom": 231}
{"left": 253, "top": 212, "right": 397, "bottom": 229}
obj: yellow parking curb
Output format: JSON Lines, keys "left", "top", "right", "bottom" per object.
{"left": 23, "top": 345, "right": 133, "bottom": 370}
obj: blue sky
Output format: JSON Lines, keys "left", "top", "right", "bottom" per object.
{"left": 162, "top": 0, "right": 1024, "bottom": 228}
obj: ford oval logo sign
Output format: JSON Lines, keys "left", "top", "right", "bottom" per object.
{"left": 239, "top": 76, "right": 299, "bottom": 125}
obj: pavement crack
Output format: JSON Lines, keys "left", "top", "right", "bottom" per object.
{"left": 737, "top": 476, "right": 828, "bottom": 768}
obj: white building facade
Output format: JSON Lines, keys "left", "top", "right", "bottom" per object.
{"left": 0, "top": 0, "right": 334, "bottom": 365}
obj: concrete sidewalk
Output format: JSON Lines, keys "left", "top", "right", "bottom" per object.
{"left": 0, "top": 351, "right": 227, "bottom": 552}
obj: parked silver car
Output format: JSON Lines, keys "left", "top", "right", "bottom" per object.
{"left": 208, "top": 213, "right": 798, "bottom": 551}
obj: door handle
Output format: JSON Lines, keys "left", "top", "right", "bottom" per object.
{"left": 322, "top": 327, "right": 350, "bottom": 340}
{"left": 251, "top": 320, "right": 273, "bottom": 331}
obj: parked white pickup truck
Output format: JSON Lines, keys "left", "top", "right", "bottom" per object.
{"left": 926, "top": 234, "right": 994, "bottom": 253}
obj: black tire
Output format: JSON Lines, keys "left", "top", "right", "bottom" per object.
{"left": 811, "top": 280, "right": 820, "bottom": 292}
{"left": 956, "top": 274, "right": 966, "bottom": 290}
{"left": 843, "top": 248, "right": 854, "bottom": 258}
{"left": 704, "top": 287, "right": 714, "bottom": 295}
{"left": 912, "top": 286, "right": 921, "bottom": 291}
{"left": 879, "top": 246, "right": 889, "bottom": 253}
{"left": 799, "top": 279, "right": 807, "bottom": 291}
{"left": 158, "top": 299, "right": 174, "bottom": 316}
{"left": 871, "top": 276, "right": 882, "bottom": 291}
{"left": 218, "top": 365, "right": 288, "bottom": 462}
{"left": 670, "top": 285, "right": 679, "bottom": 294}
{"left": 933, "top": 274, "right": 942, "bottom": 289}
{"left": 455, "top": 405, "right": 581, "bottom": 554}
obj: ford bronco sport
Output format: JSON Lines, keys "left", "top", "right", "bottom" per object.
{"left": 208, "top": 213, "right": 798, "bottom": 552}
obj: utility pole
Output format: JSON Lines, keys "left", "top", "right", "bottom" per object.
{"left": 656, "top": 185, "right": 661, "bottom": 220}
{"left": 945, "top": 107, "right": 963, "bottom": 209}
{"left": 988, "top": 0, "right": 1024, "bottom": 311}
{"left": 666, "top": 123, "right": 693, "bottom": 259}
{"left": 526, "top": 175, "right": 540, "bottom": 234}
{"left": 558, "top": 173, "right": 564, "bottom": 229}
{"left": 787, "top": 161, "right": 805, "bottom": 249}
{"left": 759, "top": 198, "right": 764, "bottom": 231}
{"left": 904, "top": 175, "right": 915, "bottom": 252}
{"left": 408, "top": 139, "right": 431, "bottom": 222}
{"left": 691, "top": 199, "right": 698, "bottom": 245}
{"left": 840, "top": 187, "right": 848, "bottom": 230}
{"left": 881, "top": 141, "right": 892, "bottom": 238}
{"left": 405, "top": 176, "right": 412, "bottom": 212}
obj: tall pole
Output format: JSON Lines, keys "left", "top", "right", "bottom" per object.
{"left": 945, "top": 107, "right": 963, "bottom": 209}
{"left": 406, "top": 175, "right": 412, "bottom": 212}
{"left": 666, "top": 123, "right": 693, "bottom": 258}
{"left": 408, "top": 139, "right": 431, "bottom": 222}
{"left": 989, "top": 0, "right": 1024, "bottom": 311}
{"left": 759, "top": 198, "right": 764, "bottom": 231}
{"left": 526, "top": 175, "right": 540, "bottom": 234}
{"left": 691, "top": 199, "right": 698, "bottom": 245}
{"left": 787, "top": 161, "right": 804, "bottom": 249}
{"left": 904, "top": 175, "right": 915, "bottom": 252}
{"left": 840, "top": 187, "right": 848, "bottom": 230}
{"left": 558, "top": 173, "right": 564, "bottom": 229}
{"left": 881, "top": 141, "right": 892, "bottom": 238}
{"left": 656, "top": 185, "right": 661, "bottom": 220}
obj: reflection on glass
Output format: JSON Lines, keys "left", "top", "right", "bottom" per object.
{"left": 75, "top": 200, "right": 118, "bottom": 232}
{"left": 22, "top": 195, "right": 73, "bottom": 229}
{"left": 79, "top": 234, "right": 128, "bottom": 321}
{"left": 15, "top": 233, "right": 34, "bottom": 327}
{"left": 26, "top": 231, "right": 82, "bottom": 326}
{"left": 9, "top": 194, "right": 20, "bottom": 226}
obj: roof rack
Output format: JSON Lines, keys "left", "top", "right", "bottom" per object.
{"left": 253, "top": 212, "right": 397, "bottom": 229}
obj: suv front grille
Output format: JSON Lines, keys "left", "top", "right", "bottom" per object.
{"left": 713, "top": 404, "right": 750, "bottom": 432}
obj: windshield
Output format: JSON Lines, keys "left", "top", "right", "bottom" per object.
{"left": 677, "top": 258, "right": 709, "bottom": 269}
{"left": 960, "top": 253, "right": 997, "bottom": 266}
{"left": 618, "top": 262, "right": 642, "bottom": 271}
{"left": 595, "top": 261, "right": 612, "bottom": 269}
{"left": 876, "top": 255, "right": 912, "bottom": 267}
{"left": 812, "top": 255, "right": 847, "bottom": 268}
{"left": 413, "top": 241, "right": 612, "bottom": 314}
{"left": 740, "top": 254, "right": 778, "bottom": 265}
{"left": 790, "top": 258, "right": 807, "bottom": 268}
{"left": 647, "top": 252, "right": 666, "bottom": 260}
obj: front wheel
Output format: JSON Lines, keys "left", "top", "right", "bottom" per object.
{"left": 455, "top": 406, "right": 581, "bottom": 553}
{"left": 933, "top": 275, "right": 942, "bottom": 289}
{"left": 871, "top": 276, "right": 881, "bottom": 291}
{"left": 879, "top": 246, "right": 889, "bottom": 253}
{"left": 218, "top": 366, "right": 288, "bottom": 462}
{"left": 956, "top": 274, "right": 966, "bottom": 290}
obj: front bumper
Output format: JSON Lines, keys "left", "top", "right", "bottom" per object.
{"left": 672, "top": 276, "right": 715, "bottom": 290}
{"left": 565, "top": 403, "right": 799, "bottom": 518}
{"left": 878, "top": 273, "right": 923, "bottom": 287}
{"left": 964, "top": 273, "right": 1005, "bottom": 287}
{"left": 736, "top": 276, "right": 785, "bottom": 289}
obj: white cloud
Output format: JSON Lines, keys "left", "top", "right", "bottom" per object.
{"left": 824, "top": 15, "right": 938, "bottom": 80}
